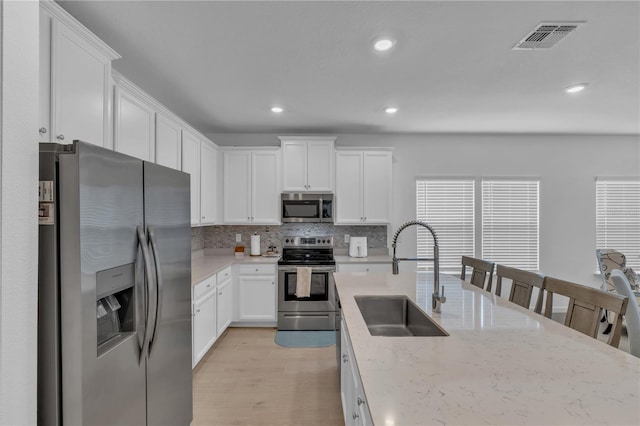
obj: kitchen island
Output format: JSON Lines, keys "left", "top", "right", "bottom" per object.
{"left": 334, "top": 271, "right": 640, "bottom": 425}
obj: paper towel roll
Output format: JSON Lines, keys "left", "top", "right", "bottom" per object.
{"left": 251, "top": 234, "right": 261, "bottom": 256}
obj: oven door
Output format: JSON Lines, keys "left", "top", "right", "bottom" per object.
{"left": 278, "top": 266, "right": 336, "bottom": 312}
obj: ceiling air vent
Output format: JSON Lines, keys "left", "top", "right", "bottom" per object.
{"left": 513, "top": 22, "right": 585, "bottom": 50}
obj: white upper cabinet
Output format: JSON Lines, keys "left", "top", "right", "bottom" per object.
{"left": 113, "top": 83, "right": 155, "bottom": 161}
{"left": 181, "top": 130, "right": 201, "bottom": 226}
{"left": 222, "top": 151, "right": 251, "bottom": 224}
{"left": 223, "top": 150, "right": 280, "bottom": 225}
{"left": 39, "top": 2, "right": 120, "bottom": 146}
{"left": 155, "top": 113, "right": 182, "bottom": 170}
{"left": 335, "top": 150, "right": 392, "bottom": 225}
{"left": 200, "top": 140, "right": 218, "bottom": 225}
{"left": 251, "top": 151, "right": 280, "bottom": 224}
{"left": 280, "top": 137, "right": 334, "bottom": 192}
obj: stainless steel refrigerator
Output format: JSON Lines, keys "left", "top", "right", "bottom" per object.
{"left": 38, "top": 141, "right": 192, "bottom": 425}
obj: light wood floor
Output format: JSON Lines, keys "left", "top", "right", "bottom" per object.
{"left": 192, "top": 328, "right": 344, "bottom": 426}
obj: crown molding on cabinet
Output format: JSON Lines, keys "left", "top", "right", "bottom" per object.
{"left": 40, "top": 0, "right": 121, "bottom": 61}
{"left": 112, "top": 70, "right": 218, "bottom": 149}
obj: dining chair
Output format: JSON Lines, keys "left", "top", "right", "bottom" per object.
{"left": 595, "top": 249, "right": 639, "bottom": 333}
{"left": 543, "top": 276, "right": 628, "bottom": 348}
{"left": 495, "top": 265, "right": 545, "bottom": 314}
{"left": 460, "top": 256, "right": 495, "bottom": 291}
{"left": 610, "top": 270, "right": 640, "bottom": 357}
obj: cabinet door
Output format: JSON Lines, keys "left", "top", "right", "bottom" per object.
{"left": 237, "top": 275, "right": 276, "bottom": 321}
{"left": 362, "top": 152, "right": 392, "bottom": 224}
{"left": 251, "top": 151, "right": 280, "bottom": 224}
{"left": 155, "top": 113, "right": 181, "bottom": 170}
{"left": 193, "top": 291, "right": 216, "bottom": 367}
{"left": 181, "top": 130, "right": 201, "bottom": 226}
{"left": 306, "top": 141, "right": 334, "bottom": 192}
{"left": 216, "top": 279, "right": 232, "bottom": 337}
{"left": 52, "top": 20, "right": 111, "bottom": 147}
{"left": 39, "top": 9, "right": 53, "bottom": 141}
{"left": 223, "top": 151, "right": 252, "bottom": 224}
{"left": 200, "top": 141, "right": 218, "bottom": 225}
{"left": 281, "top": 141, "right": 307, "bottom": 192}
{"left": 113, "top": 86, "right": 155, "bottom": 161}
{"left": 335, "top": 152, "right": 363, "bottom": 224}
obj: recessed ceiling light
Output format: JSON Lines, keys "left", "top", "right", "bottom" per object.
{"left": 372, "top": 37, "right": 395, "bottom": 52}
{"left": 271, "top": 106, "right": 284, "bottom": 113}
{"left": 564, "top": 83, "right": 588, "bottom": 94}
{"left": 384, "top": 107, "right": 398, "bottom": 114}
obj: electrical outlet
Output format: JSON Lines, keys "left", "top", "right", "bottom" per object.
{"left": 344, "top": 234, "right": 350, "bottom": 243}
{"left": 236, "top": 234, "right": 241, "bottom": 243}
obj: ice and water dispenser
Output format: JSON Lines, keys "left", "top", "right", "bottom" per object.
{"left": 96, "top": 263, "right": 136, "bottom": 355}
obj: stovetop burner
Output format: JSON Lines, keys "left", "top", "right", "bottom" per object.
{"left": 278, "top": 236, "right": 335, "bottom": 266}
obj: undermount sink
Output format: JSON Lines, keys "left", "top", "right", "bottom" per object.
{"left": 355, "top": 295, "right": 449, "bottom": 337}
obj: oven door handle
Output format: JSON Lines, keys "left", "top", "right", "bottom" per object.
{"left": 278, "top": 266, "right": 336, "bottom": 273}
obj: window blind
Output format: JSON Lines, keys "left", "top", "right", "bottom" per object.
{"left": 481, "top": 179, "right": 539, "bottom": 271}
{"left": 416, "top": 179, "right": 475, "bottom": 272}
{"left": 596, "top": 179, "right": 640, "bottom": 269}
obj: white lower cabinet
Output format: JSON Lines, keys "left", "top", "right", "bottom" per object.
{"left": 235, "top": 264, "right": 277, "bottom": 323}
{"left": 192, "top": 277, "right": 217, "bottom": 368}
{"left": 216, "top": 276, "right": 233, "bottom": 337}
{"left": 337, "top": 263, "right": 391, "bottom": 273}
{"left": 341, "top": 319, "right": 373, "bottom": 426}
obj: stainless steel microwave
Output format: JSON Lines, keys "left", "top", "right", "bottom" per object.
{"left": 281, "top": 193, "right": 334, "bottom": 223}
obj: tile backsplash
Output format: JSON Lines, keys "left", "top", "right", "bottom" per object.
{"left": 191, "top": 224, "right": 387, "bottom": 253}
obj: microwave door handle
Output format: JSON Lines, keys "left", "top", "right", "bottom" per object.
{"left": 147, "top": 226, "right": 163, "bottom": 356}
{"left": 136, "top": 225, "right": 155, "bottom": 363}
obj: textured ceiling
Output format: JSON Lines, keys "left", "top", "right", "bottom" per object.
{"left": 58, "top": 1, "right": 640, "bottom": 136}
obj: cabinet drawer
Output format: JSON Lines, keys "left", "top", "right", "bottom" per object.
{"left": 338, "top": 263, "right": 391, "bottom": 273}
{"left": 193, "top": 275, "right": 216, "bottom": 301}
{"left": 238, "top": 264, "right": 276, "bottom": 275}
{"left": 216, "top": 266, "right": 232, "bottom": 283}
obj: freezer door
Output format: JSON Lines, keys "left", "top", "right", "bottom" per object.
{"left": 144, "top": 161, "right": 193, "bottom": 425}
{"left": 57, "top": 142, "right": 147, "bottom": 426}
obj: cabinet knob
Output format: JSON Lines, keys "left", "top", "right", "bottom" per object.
{"left": 219, "top": 292, "right": 222, "bottom": 295}
{"left": 357, "top": 397, "right": 365, "bottom": 406}
{"left": 342, "top": 354, "right": 348, "bottom": 363}
{"left": 272, "top": 281, "right": 275, "bottom": 285}
{"left": 364, "top": 217, "right": 367, "bottom": 221}
{"left": 207, "top": 284, "right": 211, "bottom": 288}
{"left": 56, "top": 134, "right": 65, "bottom": 141}
{"left": 39, "top": 127, "right": 47, "bottom": 134}
{"left": 352, "top": 412, "right": 359, "bottom": 420}
{"left": 202, "top": 216, "right": 205, "bottom": 219}
{"left": 196, "top": 309, "right": 201, "bottom": 313}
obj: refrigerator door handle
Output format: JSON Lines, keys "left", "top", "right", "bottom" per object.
{"left": 147, "top": 226, "right": 163, "bottom": 356}
{"left": 137, "top": 225, "right": 156, "bottom": 362}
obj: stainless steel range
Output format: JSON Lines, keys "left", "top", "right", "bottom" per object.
{"left": 277, "top": 236, "right": 336, "bottom": 330}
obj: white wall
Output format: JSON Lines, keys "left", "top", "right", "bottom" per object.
{"left": 210, "top": 132, "right": 640, "bottom": 287}
{"left": 0, "top": 0, "right": 39, "bottom": 423}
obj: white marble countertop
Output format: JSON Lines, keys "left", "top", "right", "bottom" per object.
{"left": 191, "top": 250, "right": 279, "bottom": 286}
{"left": 334, "top": 255, "right": 392, "bottom": 264}
{"left": 334, "top": 271, "right": 640, "bottom": 426}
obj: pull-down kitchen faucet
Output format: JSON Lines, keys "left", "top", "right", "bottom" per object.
{"left": 391, "top": 221, "right": 446, "bottom": 312}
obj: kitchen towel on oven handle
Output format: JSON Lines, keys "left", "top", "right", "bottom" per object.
{"left": 295, "top": 267, "right": 312, "bottom": 297}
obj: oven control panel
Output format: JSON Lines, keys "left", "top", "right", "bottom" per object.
{"left": 282, "top": 236, "right": 333, "bottom": 248}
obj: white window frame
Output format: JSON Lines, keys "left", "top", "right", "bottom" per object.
{"left": 596, "top": 178, "right": 640, "bottom": 270}
{"left": 416, "top": 178, "right": 475, "bottom": 272}
{"left": 481, "top": 178, "right": 540, "bottom": 271}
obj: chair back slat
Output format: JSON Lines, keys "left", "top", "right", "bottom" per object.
{"left": 496, "top": 265, "right": 545, "bottom": 313}
{"left": 461, "top": 256, "right": 495, "bottom": 291}
{"left": 543, "top": 276, "right": 628, "bottom": 347}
